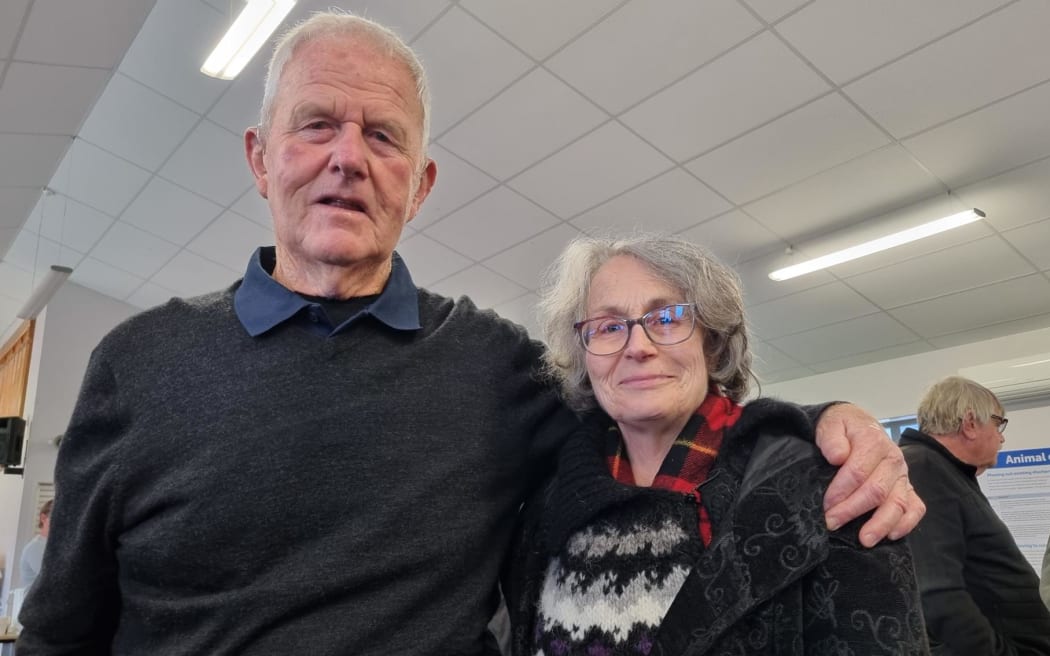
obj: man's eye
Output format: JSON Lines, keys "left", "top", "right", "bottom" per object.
{"left": 304, "top": 121, "right": 331, "bottom": 131}
{"left": 370, "top": 130, "right": 392, "bottom": 143}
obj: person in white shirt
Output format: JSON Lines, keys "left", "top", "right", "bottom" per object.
{"left": 19, "top": 500, "right": 52, "bottom": 591}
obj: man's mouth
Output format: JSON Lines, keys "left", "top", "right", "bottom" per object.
{"left": 319, "top": 197, "right": 366, "bottom": 212}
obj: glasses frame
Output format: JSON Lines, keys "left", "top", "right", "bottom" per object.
{"left": 573, "top": 303, "right": 699, "bottom": 356}
{"left": 989, "top": 413, "right": 1009, "bottom": 434}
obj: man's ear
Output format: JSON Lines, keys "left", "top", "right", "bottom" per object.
{"left": 406, "top": 158, "right": 437, "bottom": 223}
{"left": 245, "top": 127, "right": 269, "bottom": 199}
{"left": 960, "top": 410, "right": 979, "bottom": 440}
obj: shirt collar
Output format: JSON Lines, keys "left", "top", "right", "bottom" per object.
{"left": 234, "top": 246, "right": 421, "bottom": 336}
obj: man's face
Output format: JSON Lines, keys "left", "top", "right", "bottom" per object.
{"left": 972, "top": 410, "right": 1006, "bottom": 475}
{"left": 246, "top": 37, "right": 436, "bottom": 279}
{"left": 40, "top": 512, "right": 50, "bottom": 538}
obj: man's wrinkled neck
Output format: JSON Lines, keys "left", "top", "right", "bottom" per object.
{"left": 272, "top": 253, "right": 392, "bottom": 299}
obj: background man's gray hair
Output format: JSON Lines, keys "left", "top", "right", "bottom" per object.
{"left": 258, "top": 9, "right": 431, "bottom": 159}
{"left": 918, "top": 375, "right": 1003, "bottom": 435}
{"left": 537, "top": 232, "right": 755, "bottom": 411}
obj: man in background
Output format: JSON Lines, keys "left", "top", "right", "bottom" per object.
{"left": 18, "top": 500, "right": 51, "bottom": 591}
{"left": 1041, "top": 533, "right": 1050, "bottom": 610}
{"left": 901, "top": 376, "right": 1050, "bottom": 654}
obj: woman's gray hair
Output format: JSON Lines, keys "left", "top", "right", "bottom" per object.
{"left": 258, "top": 10, "right": 431, "bottom": 158}
{"left": 918, "top": 376, "right": 1003, "bottom": 435}
{"left": 538, "top": 233, "right": 755, "bottom": 411}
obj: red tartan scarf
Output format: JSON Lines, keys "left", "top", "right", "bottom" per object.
{"left": 605, "top": 392, "right": 743, "bottom": 546}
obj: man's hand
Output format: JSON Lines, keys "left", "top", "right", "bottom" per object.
{"left": 815, "top": 403, "right": 926, "bottom": 547}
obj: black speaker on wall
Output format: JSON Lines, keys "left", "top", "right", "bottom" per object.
{"left": 0, "top": 417, "right": 27, "bottom": 469}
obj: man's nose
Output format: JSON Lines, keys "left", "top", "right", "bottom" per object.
{"left": 330, "top": 125, "right": 367, "bottom": 178}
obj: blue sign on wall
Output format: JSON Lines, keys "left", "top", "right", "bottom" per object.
{"left": 996, "top": 447, "right": 1050, "bottom": 468}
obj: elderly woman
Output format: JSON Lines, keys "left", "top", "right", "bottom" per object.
{"left": 505, "top": 234, "right": 928, "bottom": 655}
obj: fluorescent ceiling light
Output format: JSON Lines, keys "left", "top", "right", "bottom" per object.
{"left": 17, "top": 265, "right": 73, "bottom": 320}
{"left": 201, "top": 0, "right": 295, "bottom": 80}
{"left": 769, "top": 208, "right": 985, "bottom": 282}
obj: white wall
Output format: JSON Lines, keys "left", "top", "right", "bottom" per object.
{"left": 1, "top": 282, "right": 137, "bottom": 608}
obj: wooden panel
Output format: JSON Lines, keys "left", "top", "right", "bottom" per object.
{"left": 0, "top": 319, "right": 35, "bottom": 417}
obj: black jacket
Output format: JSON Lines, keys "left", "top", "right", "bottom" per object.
{"left": 901, "top": 428, "right": 1050, "bottom": 655}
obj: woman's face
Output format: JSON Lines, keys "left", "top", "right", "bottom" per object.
{"left": 584, "top": 255, "right": 710, "bottom": 434}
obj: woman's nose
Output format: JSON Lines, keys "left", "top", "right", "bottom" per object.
{"left": 622, "top": 323, "right": 657, "bottom": 359}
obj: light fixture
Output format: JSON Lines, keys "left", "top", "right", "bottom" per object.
{"left": 768, "top": 208, "right": 985, "bottom": 281}
{"left": 201, "top": 0, "right": 296, "bottom": 80}
{"left": 16, "top": 265, "right": 73, "bottom": 320}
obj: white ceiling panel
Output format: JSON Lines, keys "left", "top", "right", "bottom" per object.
{"left": 344, "top": 0, "right": 452, "bottom": 42}
{"left": 736, "top": 248, "right": 837, "bottom": 308}
{"left": 0, "top": 260, "right": 33, "bottom": 303}
{"left": 79, "top": 73, "right": 200, "bottom": 171}
{"left": 410, "top": 144, "right": 497, "bottom": 229}
{"left": 0, "top": 187, "right": 39, "bottom": 230}
{"left": 678, "top": 210, "right": 783, "bottom": 266}
{"left": 547, "top": 0, "right": 760, "bottom": 114}
{"left": 13, "top": 233, "right": 83, "bottom": 279}
{"left": 187, "top": 211, "right": 273, "bottom": 271}
{"left": 509, "top": 121, "right": 672, "bottom": 218}
{"left": 571, "top": 169, "right": 731, "bottom": 236}
{"left": 1002, "top": 219, "right": 1050, "bottom": 271}
{"left": 4, "top": 230, "right": 45, "bottom": 273}
{"left": 412, "top": 7, "right": 533, "bottom": 136}
{"left": 394, "top": 233, "right": 471, "bottom": 286}
{"left": 844, "top": 236, "right": 1036, "bottom": 308}
{"left": 0, "top": 2, "right": 30, "bottom": 57}
{"left": 844, "top": 0, "right": 1050, "bottom": 138}
{"left": 426, "top": 264, "right": 527, "bottom": 310}
{"left": 50, "top": 139, "right": 151, "bottom": 217}
{"left": 15, "top": 0, "right": 155, "bottom": 68}
{"left": 687, "top": 93, "right": 889, "bottom": 204}
{"left": 891, "top": 274, "right": 1050, "bottom": 338}
{"left": 36, "top": 195, "right": 113, "bottom": 254}
{"left": 807, "top": 341, "right": 932, "bottom": 375}
{"left": 0, "top": 62, "right": 110, "bottom": 135}
{"left": 460, "top": 0, "right": 620, "bottom": 60}
{"left": 159, "top": 120, "right": 251, "bottom": 206}
{"left": 928, "top": 311, "right": 1050, "bottom": 350}
{"left": 230, "top": 186, "right": 273, "bottom": 228}
{"left": 205, "top": 52, "right": 266, "bottom": 136}
{"left": 903, "top": 80, "right": 1050, "bottom": 188}
{"left": 494, "top": 291, "right": 540, "bottom": 336}
{"left": 425, "top": 187, "right": 559, "bottom": 260}
{"left": 955, "top": 156, "right": 1050, "bottom": 231}
{"left": 778, "top": 0, "right": 1008, "bottom": 84}
{"left": 118, "top": 0, "right": 229, "bottom": 114}
{"left": 150, "top": 249, "right": 239, "bottom": 297}
{"left": 484, "top": 223, "right": 582, "bottom": 289}
{"left": 121, "top": 176, "right": 224, "bottom": 245}
{"left": 438, "top": 68, "right": 606, "bottom": 180}
{"left": 747, "top": 281, "right": 879, "bottom": 340}
{"left": 71, "top": 256, "right": 144, "bottom": 300}
{"left": 769, "top": 312, "right": 918, "bottom": 364}
{"left": 741, "top": 0, "right": 810, "bottom": 23}
{"left": 0, "top": 134, "right": 70, "bottom": 187}
{"left": 744, "top": 145, "right": 943, "bottom": 241}
{"left": 90, "top": 222, "right": 179, "bottom": 279}
{"left": 751, "top": 339, "right": 804, "bottom": 375}
{"left": 760, "top": 366, "right": 817, "bottom": 385}
{"left": 125, "top": 279, "right": 178, "bottom": 310}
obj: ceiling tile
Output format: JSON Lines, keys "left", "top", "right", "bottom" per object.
{"left": 769, "top": 312, "right": 919, "bottom": 364}
{"left": 0, "top": 62, "right": 110, "bottom": 135}
{"left": 807, "top": 341, "right": 932, "bottom": 375}
{"left": 125, "top": 279, "right": 178, "bottom": 310}
{"left": 3, "top": 229, "right": 45, "bottom": 272}
{"left": 547, "top": 0, "right": 761, "bottom": 114}
{"left": 205, "top": 51, "right": 266, "bottom": 136}
{"left": 483, "top": 223, "right": 582, "bottom": 289}
{"left": 187, "top": 211, "right": 272, "bottom": 271}
{"left": 678, "top": 210, "right": 783, "bottom": 266}
{"left": 927, "top": 312, "right": 1050, "bottom": 349}
{"left": 571, "top": 169, "right": 731, "bottom": 236}
{"left": 412, "top": 6, "right": 533, "bottom": 135}
{"left": 844, "top": 0, "right": 1050, "bottom": 137}
{"left": 345, "top": 0, "right": 452, "bottom": 42}
{"left": 687, "top": 93, "right": 889, "bottom": 204}
{"left": 735, "top": 248, "right": 837, "bottom": 308}
{"left": 508, "top": 121, "right": 672, "bottom": 218}
{"left": 91, "top": 221, "right": 179, "bottom": 278}
{"left": 8, "top": 232, "right": 83, "bottom": 279}
{"left": 230, "top": 185, "right": 272, "bottom": 228}
{"left": 37, "top": 194, "right": 114, "bottom": 253}
{"left": 494, "top": 291, "right": 540, "bottom": 337}
{"left": 426, "top": 264, "right": 527, "bottom": 310}
{"left": 460, "top": 0, "right": 619, "bottom": 60}
{"left": 150, "top": 249, "right": 239, "bottom": 297}
{"left": 0, "top": 1, "right": 30, "bottom": 58}
{"left": 621, "top": 31, "right": 829, "bottom": 162}
{"left": 954, "top": 156, "right": 1050, "bottom": 231}
{"left": 411, "top": 144, "right": 497, "bottom": 229}
{"left": 14, "top": 0, "right": 155, "bottom": 67}
{"left": 121, "top": 176, "right": 224, "bottom": 245}
{"left": 747, "top": 281, "right": 880, "bottom": 340}
{"left": 1002, "top": 219, "right": 1050, "bottom": 271}
{"left": 0, "top": 261, "right": 33, "bottom": 303}
{"left": 743, "top": 145, "right": 943, "bottom": 241}
{"left": 438, "top": 68, "right": 606, "bottom": 180}
{"left": 778, "top": 0, "right": 1008, "bottom": 84}
{"left": 50, "top": 139, "right": 151, "bottom": 217}
{"left": 751, "top": 339, "right": 803, "bottom": 375}
{"left": 71, "top": 256, "right": 144, "bottom": 300}
{"left": 758, "top": 365, "right": 816, "bottom": 385}
{"left": 425, "top": 187, "right": 559, "bottom": 260}
{"left": 159, "top": 120, "right": 252, "bottom": 206}
{"left": 79, "top": 73, "right": 200, "bottom": 171}
{"left": 0, "top": 134, "right": 70, "bottom": 187}
{"left": 741, "top": 0, "right": 810, "bottom": 23}
{"left": 394, "top": 233, "right": 471, "bottom": 286}
{"left": 903, "top": 80, "right": 1050, "bottom": 188}
{"left": 118, "top": 0, "right": 229, "bottom": 114}
{"left": 0, "top": 187, "right": 40, "bottom": 230}
{"left": 845, "top": 236, "right": 1036, "bottom": 308}
{"left": 891, "top": 274, "right": 1050, "bottom": 338}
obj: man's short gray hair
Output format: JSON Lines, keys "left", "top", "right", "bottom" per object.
{"left": 538, "top": 233, "right": 755, "bottom": 411}
{"left": 258, "top": 10, "right": 431, "bottom": 157}
{"left": 918, "top": 376, "right": 1003, "bottom": 435}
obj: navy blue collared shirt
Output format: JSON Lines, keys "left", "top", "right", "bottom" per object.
{"left": 233, "top": 246, "right": 421, "bottom": 337}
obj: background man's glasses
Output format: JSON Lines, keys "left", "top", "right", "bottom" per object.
{"left": 990, "top": 414, "right": 1009, "bottom": 433}
{"left": 574, "top": 303, "right": 698, "bottom": 356}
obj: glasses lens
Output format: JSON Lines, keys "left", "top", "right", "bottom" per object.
{"left": 579, "top": 318, "right": 629, "bottom": 355}
{"left": 643, "top": 304, "right": 695, "bottom": 345}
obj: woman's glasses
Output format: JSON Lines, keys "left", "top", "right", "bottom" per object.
{"left": 574, "top": 303, "right": 698, "bottom": 356}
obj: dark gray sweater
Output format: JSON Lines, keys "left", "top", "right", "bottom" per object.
{"left": 18, "top": 285, "right": 576, "bottom": 655}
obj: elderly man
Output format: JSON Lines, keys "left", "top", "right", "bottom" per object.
{"left": 900, "top": 376, "right": 1050, "bottom": 655}
{"left": 18, "top": 11, "right": 922, "bottom": 656}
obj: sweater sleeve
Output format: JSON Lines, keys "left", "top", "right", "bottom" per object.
{"left": 17, "top": 347, "right": 126, "bottom": 655}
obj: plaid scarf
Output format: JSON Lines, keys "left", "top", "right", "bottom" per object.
{"left": 605, "top": 392, "right": 743, "bottom": 546}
